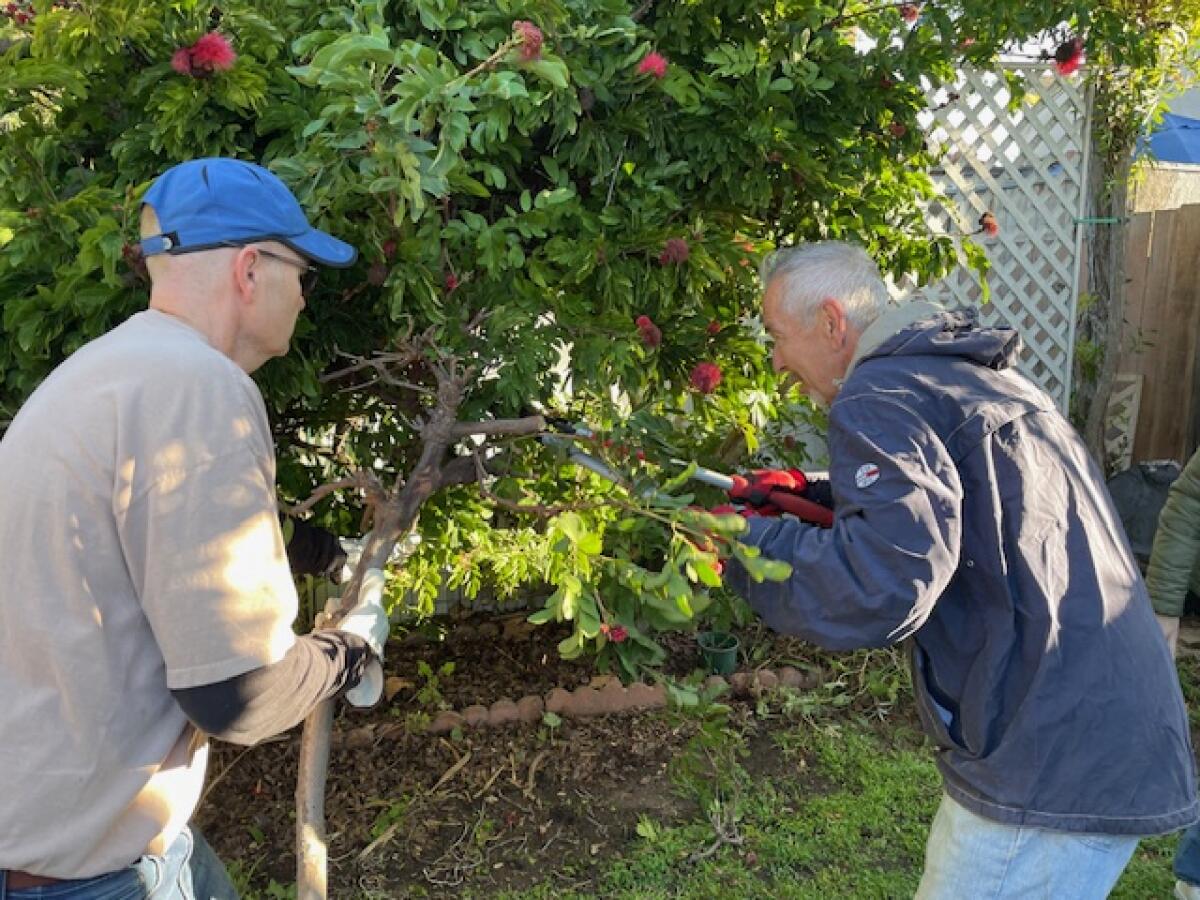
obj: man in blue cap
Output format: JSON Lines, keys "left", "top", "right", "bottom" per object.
{"left": 0, "top": 158, "right": 390, "bottom": 898}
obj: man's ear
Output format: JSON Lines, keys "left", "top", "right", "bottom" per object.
{"left": 818, "top": 298, "right": 849, "bottom": 347}
{"left": 232, "top": 246, "right": 259, "bottom": 302}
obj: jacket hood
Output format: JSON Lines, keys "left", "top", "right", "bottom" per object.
{"left": 850, "top": 304, "right": 1022, "bottom": 376}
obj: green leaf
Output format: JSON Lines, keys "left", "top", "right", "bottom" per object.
{"left": 527, "top": 606, "right": 557, "bottom": 625}
{"left": 555, "top": 511, "right": 584, "bottom": 544}
{"left": 526, "top": 57, "right": 570, "bottom": 90}
{"left": 558, "top": 631, "right": 584, "bottom": 659}
{"left": 578, "top": 531, "right": 603, "bottom": 556}
{"left": 661, "top": 462, "right": 697, "bottom": 493}
{"left": 693, "top": 559, "right": 724, "bottom": 588}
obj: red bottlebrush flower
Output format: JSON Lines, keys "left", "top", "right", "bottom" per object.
{"left": 888, "top": 122, "right": 907, "bottom": 138}
{"left": 639, "top": 324, "right": 662, "bottom": 347}
{"left": 635, "top": 315, "right": 663, "bottom": 347}
{"left": 381, "top": 238, "right": 397, "bottom": 261}
{"left": 979, "top": 211, "right": 999, "bottom": 237}
{"left": 638, "top": 51, "right": 668, "bottom": 80}
{"left": 690, "top": 361, "right": 722, "bottom": 394}
{"left": 706, "top": 320, "right": 721, "bottom": 335}
{"left": 445, "top": 272, "right": 460, "bottom": 291}
{"left": 658, "top": 237, "right": 690, "bottom": 265}
{"left": 188, "top": 32, "right": 237, "bottom": 72}
{"left": 635, "top": 449, "right": 646, "bottom": 461}
{"left": 170, "top": 48, "right": 193, "bottom": 75}
{"left": 608, "top": 625, "right": 629, "bottom": 643}
{"left": 513, "top": 20, "right": 543, "bottom": 61}
{"left": 900, "top": 3, "right": 919, "bottom": 23}
{"left": 1054, "top": 37, "right": 1084, "bottom": 76}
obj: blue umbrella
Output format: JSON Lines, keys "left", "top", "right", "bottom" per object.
{"left": 1140, "top": 113, "right": 1200, "bottom": 165}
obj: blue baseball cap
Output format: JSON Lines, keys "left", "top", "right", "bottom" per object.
{"left": 139, "top": 157, "right": 356, "bottom": 267}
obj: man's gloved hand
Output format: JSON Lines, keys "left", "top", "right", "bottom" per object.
{"left": 338, "top": 568, "right": 389, "bottom": 707}
{"left": 1157, "top": 613, "right": 1181, "bottom": 659}
{"left": 729, "top": 468, "right": 809, "bottom": 511}
{"left": 283, "top": 517, "right": 350, "bottom": 584}
{"left": 728, "top": 468, "right": 835, "bottom": 527}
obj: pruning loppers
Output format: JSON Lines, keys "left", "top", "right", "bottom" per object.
{"left": 539, "top": 419, "right": 834, "bottom": 528}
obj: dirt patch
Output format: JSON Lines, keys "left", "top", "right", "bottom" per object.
{"left": 196, "top": 619, "right": 918, "bottom": 897}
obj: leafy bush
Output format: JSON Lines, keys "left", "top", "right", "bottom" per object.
{"left": 0, "top": 0, "right": 1075, "bottom": 675}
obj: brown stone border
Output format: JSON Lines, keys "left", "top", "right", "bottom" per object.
{"left": 424, "top": 666, "right": 818, "bottom": 734}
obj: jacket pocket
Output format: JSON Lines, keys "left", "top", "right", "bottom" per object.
{"left": 911, "top": 643, "right": 964, "bottom": 753}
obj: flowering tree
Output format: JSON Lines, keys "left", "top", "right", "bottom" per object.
{"left": 0, "top": 0, "right": 1044, "bottom": 666}
{"left": 0, "top": 0, "right": 1118, "bottom": 894}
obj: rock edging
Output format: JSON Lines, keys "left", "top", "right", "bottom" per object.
{"left": 424, "top": 665, "right": 817, "bottom": 734}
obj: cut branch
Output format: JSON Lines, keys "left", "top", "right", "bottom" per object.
{"left": 450, "top": 414, "right": 546, "bottom": 440}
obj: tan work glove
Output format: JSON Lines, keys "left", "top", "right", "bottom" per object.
{"left": 337, "top": 568, "right": 389, "bottom": 707}
{"left": 1156, "top": 613, "right": 1181, "bottom": 659}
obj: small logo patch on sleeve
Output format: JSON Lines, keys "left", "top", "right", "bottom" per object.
{"left": 855, "top": 463, "right": 881, "bottom": 488}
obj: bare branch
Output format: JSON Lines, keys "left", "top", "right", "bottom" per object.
{"left": 464, "top": 308, "right": 492, "bottom": 334}
{"left": 281, "top": 472, "right": 385, "bottom": 517}
{"left": 450, "top": 414, "right": 546, "bottom": 440}
{"left": 322, "top": 355, "right": 434, "bottom": 395}
{"left": 631, "top": 0, "right": 654, "bottom": 21}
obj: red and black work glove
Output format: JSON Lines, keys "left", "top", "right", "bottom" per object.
{"left": 728, "top": 468, "right": 834, "bottom": 528}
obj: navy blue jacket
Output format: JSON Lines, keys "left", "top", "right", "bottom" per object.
{"left": 728, "top": 310, "right": 1198, "bottom": 835}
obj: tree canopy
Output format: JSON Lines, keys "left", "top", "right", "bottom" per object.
{"left": 1, "top": 0, "right": 1170, "bottom": 674}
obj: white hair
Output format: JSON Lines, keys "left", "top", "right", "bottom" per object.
{"left": 760, "top": 242, "right": 892, "bottom": 331}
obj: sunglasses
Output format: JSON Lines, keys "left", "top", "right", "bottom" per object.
{"left": 252, "top": 247, "right": 320, "bottom": 296}
{"left": 142, "top": 234, "right": 321, "bottom": 296}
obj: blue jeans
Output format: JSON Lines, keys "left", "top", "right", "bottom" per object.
{"left": 0, "top": 828, "right": 237, "bottom": 900}
{"left": 1176, "top": 821, "right": 1200, "bottom": 885}
{"left": 917, "top": 793, "right": 1140, "bottom": 899}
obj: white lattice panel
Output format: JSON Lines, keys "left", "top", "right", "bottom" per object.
{"left": 894, "top": 65, "right": 1092, "bottom": 411}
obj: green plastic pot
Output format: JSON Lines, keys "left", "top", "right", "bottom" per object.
{"left": 698, "top": 630, "right": 740, "bottom": 676}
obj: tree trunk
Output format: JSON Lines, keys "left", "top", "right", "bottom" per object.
{"left": 1074, "top": 131, "right": 1133, "bottom": 471}
{"left": 293, "top": 492, "right": 439, "bottom": 899}
{"left": 291, "top": 385, "right": 545, "bottom": 898}
{"left": 296, "top": 701, "right": 334, "bottom": 900}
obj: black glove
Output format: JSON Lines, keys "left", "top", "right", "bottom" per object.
{"left": 282, "top": 517, "right": 349, "bottom": 583}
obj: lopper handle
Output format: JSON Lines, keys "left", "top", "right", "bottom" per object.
{"left": 765, "top": 491, "right": 835, "bottom": 528}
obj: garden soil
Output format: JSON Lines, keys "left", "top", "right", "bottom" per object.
{"left": 197, "top": 617, "right": 910, "bottom": 898}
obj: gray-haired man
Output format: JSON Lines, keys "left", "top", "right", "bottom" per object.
{"left": 726, "top": 240, "right": 1198, "bottom": 897}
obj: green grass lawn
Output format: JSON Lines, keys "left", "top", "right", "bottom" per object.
{"left": 481, "top": 641, "right": 1194, "bottom": 900}
{"left": 484, "top": 714, "right": 1180, "bottom": 900}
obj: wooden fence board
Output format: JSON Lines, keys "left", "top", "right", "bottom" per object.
{"left": 1120, "top": 204, "right": 1200, "bottom": 463}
